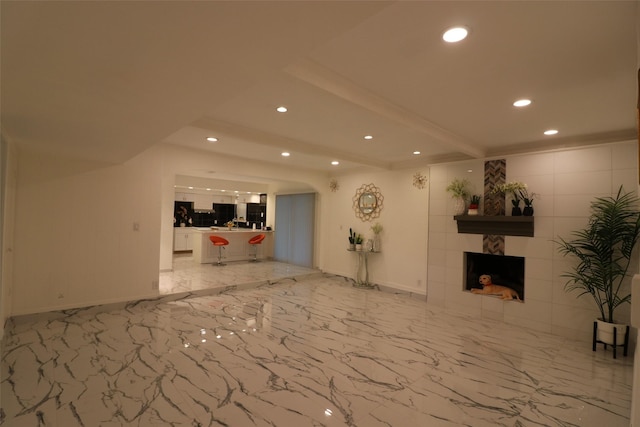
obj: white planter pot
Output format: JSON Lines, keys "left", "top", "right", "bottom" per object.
{"left": 453, "top": 198, "right": 466, "bottom": 215}
{"left": 596, "top": 319, "right": 628, "bottom": 345}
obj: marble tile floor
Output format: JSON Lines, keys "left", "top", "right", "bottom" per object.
{"left": 159, "top": 255, "right": 321, "bottom": 296}
{"left": 0, "top": 269, "right": 634, "bottom": 426}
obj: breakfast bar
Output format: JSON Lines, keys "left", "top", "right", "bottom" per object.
{"left": 191, "top": 228, "right": 274, "bottom": 264}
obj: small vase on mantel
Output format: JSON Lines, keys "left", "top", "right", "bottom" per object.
{"left": 523, "top": 206, "right": 534, "bottom": 216}
{"left": 512, "top": 207, "right": 522, "bottom": 216}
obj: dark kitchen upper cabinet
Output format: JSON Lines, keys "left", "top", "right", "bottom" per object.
{"left": 246, "top": 203, "right": 266, "bottom": 226}
{"left": 213, "top": 203, "right": 236, "bottom": 225}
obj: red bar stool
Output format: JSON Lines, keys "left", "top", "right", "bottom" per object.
{"left": 209, "top": 235, "right": 229, "bottom": 266}
{"left": 248, "top": 234, "right": 266, "bottom": 262}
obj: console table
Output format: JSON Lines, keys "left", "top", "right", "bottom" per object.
{"left": 348, "top": 249, "right": 379, "bottom": 288}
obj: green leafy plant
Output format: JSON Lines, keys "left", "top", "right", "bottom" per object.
{"left": 348, "top": 228, "right": 355, "bottom": 244}
{"left": 555, "top": 186, "right": 640, "bottom": 323}
{"left": 355, "top": 234, "right": 364, "bottom": 244}
{"left": 446, "top": 178, "right": 470, "bottom": 199}
{"left": 493, "top": 181, "right": 527, "bottom": 207}
{"left": 469, "top": 194, "right": 481, "bottom": 207}
{"left": 518, "top": 188, "right": 538, "bottom": 207}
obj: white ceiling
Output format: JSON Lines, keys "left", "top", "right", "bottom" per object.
{"left": 2, "top": 1, "right": 638, "bottom": 178}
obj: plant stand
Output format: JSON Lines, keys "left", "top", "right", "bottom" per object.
{"left": 592, "top": 321, "right": 629, "bottom": 359}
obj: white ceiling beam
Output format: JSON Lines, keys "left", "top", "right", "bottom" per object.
{"left": 191, "top": 117, "right": 392, "bottom": 170}
{"left": 285, "top": 58, "right": 487, "bottom": 159}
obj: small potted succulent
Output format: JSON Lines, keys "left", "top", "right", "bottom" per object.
{"left": 467, "top": 195, "right": 481, "bottom": 215}
{"left": 348, "top": 228, "right": 356, "bottom": 250}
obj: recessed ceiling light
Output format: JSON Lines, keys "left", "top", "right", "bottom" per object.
{"left": 443, "top": 27, "right": 468, "bottom": 43}
{"left": 206, "top": 188, "right": 211, "bottom": 191}
{"left": 276, "top": 106, "right": 288, "bottom": 113}
{"left": 364, "top": 135, "right": 373, "bottom": 140}
{"left": 281, "top": 152, "right": 290, "bottom": 157}
{"left": 467, "top": 169, "right": 473, "bottom": 173}
{"left": 413, "top": 151, "right": 421, "bottom": 155}
{"left": 544, "top": 129, "right": 559, "bottom": 135}
{"left": 221, "top": 190, "right": 226, "bottom": 192}
{"left": 513, "top": 99, "right": 532, "bottom": 107}
{"left": 206, "top": 137, "right": 218, "bottom": 142}
{"left": 234, "top": 191, "right": 239, "bottom": 193}
{"left": 331, "top": 161, "right": 339, "bottom": 165}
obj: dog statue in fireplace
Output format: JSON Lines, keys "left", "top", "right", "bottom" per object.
{"left": 471, "top": 274, "right": 521, "bottom": 301}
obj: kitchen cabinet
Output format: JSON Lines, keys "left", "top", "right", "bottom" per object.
{"left": 216, "top": 195, "right": 233, "bottom": 203}
{"left": 193, "top": 193, "right": 214, "bottom": 210}
{"left": 174, "top": 228, "right": 194, "bottom": 251}
{"left": 213, "top": 203, "right": 235, "bottom": 225}
{"left": 174, "top": 192, "right": 194, "bottom": 202}
{"left": 236, "top": 194, "right": 261, "bottom": 204}
{"left": 246, "top": 203, "right": 266, "bottom": 226}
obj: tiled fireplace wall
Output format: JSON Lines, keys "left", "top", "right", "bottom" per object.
{"left": 427, "top": 142, "right": 638, "bottom": 342}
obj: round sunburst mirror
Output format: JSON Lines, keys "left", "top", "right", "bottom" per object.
{"left": 352, "top": 183, "right": 383, "bottom": 221}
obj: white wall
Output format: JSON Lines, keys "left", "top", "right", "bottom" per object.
{"left": 322, "top": 168, "right": 430, "bottom": 294}
{"left": 11, "top": 147, "right": 164, "bottom": 315}
{"left": 1, "top": 134, "right": 18, "bottom": 338}
{"left": 428, "top": 141, "right": 638, "bottom": 342}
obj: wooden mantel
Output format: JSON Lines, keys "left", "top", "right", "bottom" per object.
{"left": 454, "top": 215, "right": 534, "bottom": 237}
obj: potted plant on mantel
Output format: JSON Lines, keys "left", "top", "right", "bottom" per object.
{"left": 446, "top": 178, "right": 470, "bottom": 216}
{"left": 518, "top": 188, "right": 537, "bottom": 216}
{"left": 555, "top": 186, "right": 640, "bottom": 355}
{"left": 468, "top": 195, "right": 481, "bottom": 215}
{"left": 492, "top": 181, "right": 527, "bottom": 216}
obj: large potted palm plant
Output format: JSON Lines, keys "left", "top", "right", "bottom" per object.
{"left": 555, "top": 186, "right": 640, "bottom": 353}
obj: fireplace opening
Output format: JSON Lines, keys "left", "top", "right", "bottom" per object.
{"left": 464, "top": 252, "right": 525, "bottom": 300}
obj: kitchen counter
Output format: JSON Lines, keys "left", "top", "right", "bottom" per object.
{"left": 192, "top": 228, "right": 274, "bottom": 263}
{"left": 192, "top": 227, "right": 268, "bottom": 233}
